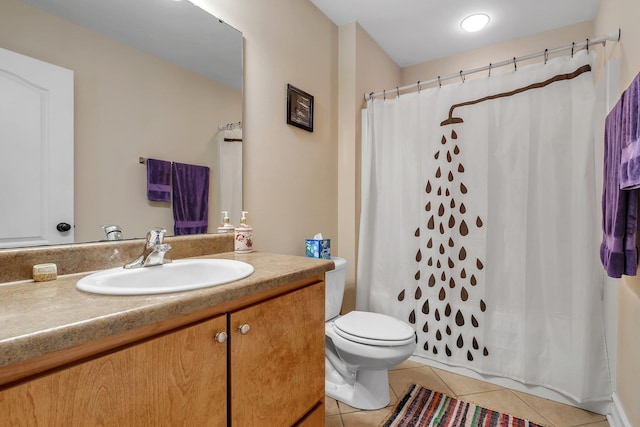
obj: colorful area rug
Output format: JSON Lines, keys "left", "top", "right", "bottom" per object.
{"left": 381, "top": 384, "right": 547, "bottom": 427}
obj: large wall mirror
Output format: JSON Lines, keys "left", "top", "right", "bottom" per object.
{"left": 0, "top": 0, "right": 243, "bottom": 247}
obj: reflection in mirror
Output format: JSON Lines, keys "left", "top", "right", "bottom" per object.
{"left": 0, "top": 0, "right": 243, "bottom": 248}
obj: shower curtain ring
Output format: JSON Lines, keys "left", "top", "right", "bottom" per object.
{"left": 417, "top": 81, "right": 421, "bottom": 93}
{"left": 368, "top": 92, "right": 374, "bottom": 101}
{"left": 571, "top": 42, "right": 575, "bottom": 57}
{"left": 383, "top": 89, "right": 386, "bottom": 101}
{"left": 544, "top": 49, "right": 549, "bottom": 64}
{"left": 586, "top": 38, "right": 590, "bottom": 53}
{"left": 459, "top": 71, "right": 465, "bottom": 83}
{"left": 438, "top": 76, "right": 442, "bottom": 88}
{"left": 488, "top": 63, "right": 492, "bottom": 77}
{"left": 513, "top": 57, "right": 517, "bottom": 71}
{"left": 396, "top": 86, "right": 400, "bottom": 98}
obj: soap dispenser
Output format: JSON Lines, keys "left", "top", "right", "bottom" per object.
{"left": 217, "top": 211, "right": 235, "bottom": 234}
{"left": 234, "top": 211, "right": 253, "bottom": 253}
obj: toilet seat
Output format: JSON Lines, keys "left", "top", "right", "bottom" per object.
{"left": 333, "top": 311, "right": 415, "bottom": 346}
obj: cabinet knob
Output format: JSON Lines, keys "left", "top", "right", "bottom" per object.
{"left": 214, "top": 331, "right": 228, "bottom": 343}
{"left": 237, "top": 324, "right": 251, "bottom": 335}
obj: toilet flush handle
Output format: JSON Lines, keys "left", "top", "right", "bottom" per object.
{"left": 238, "top": 324, "right": 251, "bottom": 335}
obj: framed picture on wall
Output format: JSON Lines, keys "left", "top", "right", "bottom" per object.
{"left": 286, "top": 84, "right": 314, "bottom": 132}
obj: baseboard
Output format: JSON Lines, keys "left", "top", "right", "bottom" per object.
{"left": 607, "top": 393, "right": 632, "bottom": 427}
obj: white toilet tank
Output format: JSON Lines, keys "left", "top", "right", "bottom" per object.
{"left": 325, "top": 257, "right": 347, "bottom": 321}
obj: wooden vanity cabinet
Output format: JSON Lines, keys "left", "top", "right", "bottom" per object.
{"left": 229, "top": 279, "right": 325, "bottom": 426}
{"left": 0, "top": 279, "right": 325, "bottom": 427}
{"left": 0, "top": 315, "right": 228, "bottom": 426}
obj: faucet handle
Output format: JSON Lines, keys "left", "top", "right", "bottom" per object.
{"left": 146, "top": 227, "right": 167, "bottom": 247}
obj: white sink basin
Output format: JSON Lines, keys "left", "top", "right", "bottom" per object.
{"left": 76, "top": 259, "right": 254, "bottom": 295}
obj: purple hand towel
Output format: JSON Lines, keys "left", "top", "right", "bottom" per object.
{"left": 172, "top": 162, "right": 210, "bottom": 236}
{"left": 600, "top": 72, "right": 640, "bottom": 278}
{"left": 620, "top": 74, "right": 640, "bottom": 189}
{"left": 146, "top": 158, "right": 172, "bottom": 202}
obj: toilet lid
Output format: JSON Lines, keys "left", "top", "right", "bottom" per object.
{"left": 333, "top": 311, "right": 415, "bottom": 346}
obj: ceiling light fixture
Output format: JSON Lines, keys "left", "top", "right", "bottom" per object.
{"left": 460, "top": 13, "right": 490, "bottom": 33}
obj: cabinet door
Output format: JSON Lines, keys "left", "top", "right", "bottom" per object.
{"left": 0, "top": 316, "right": 227, "bottom": 427}
{"left": 229, "top": 282, "right": 325, "bottom": 427}
{"left": 294, "top": 402, "right": 325, "bottom": 426}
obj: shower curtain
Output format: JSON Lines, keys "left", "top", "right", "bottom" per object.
{"left": 218, "top": 126, "right": 243, "bottom": 223}
{"left": 357, "top": 50, "right": 611, "bottom": 403}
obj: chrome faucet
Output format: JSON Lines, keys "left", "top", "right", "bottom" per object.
{"left": 102, "top": 224, "right": 123, "bottom": 241}
{"left": 123, "top": 227, "right": 172, "bottom": 269}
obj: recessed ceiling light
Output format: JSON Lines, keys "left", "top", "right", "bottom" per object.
{"left": 460, "top": 13, "right": 490, "bottom": 32}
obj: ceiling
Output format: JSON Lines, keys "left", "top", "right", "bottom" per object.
{"left": 310, "top": 0, "right": 600, "bottom": 68}
{"left": 19, "top": 0, "right": 242, "bottom": 89}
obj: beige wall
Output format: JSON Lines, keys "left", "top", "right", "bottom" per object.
{"left": 595, "top": 0, "right": 640, "bottom": 89}
{"left": 0, "top": 0, "right": 242, "bottom": 242}
{"left": 616, "top": 283, "right": 640, "bottom": 425}
{"left": 595, "top": 1, "right": 640, "bottom": 425}
{"left": 200, "top": 0, "right": 339, "bottom": 257}
{"left": 337, "top": 23, "right": 402, "bottom": 311}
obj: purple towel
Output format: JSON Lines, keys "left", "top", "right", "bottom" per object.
{"left": 146, "top": 158, "right": 172, "bottom": 202}
{"left": 620, "top": 75, "right": 640, "bottom": 189}
{"left": 600, "top": 72, "right": 640, "bottom": 278}
{"left": 172, "top": 162, "right": 210, "bottom": 236}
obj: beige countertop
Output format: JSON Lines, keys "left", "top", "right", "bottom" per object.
{"left": 0, "top": 252, "right": 333, "bottom": 371}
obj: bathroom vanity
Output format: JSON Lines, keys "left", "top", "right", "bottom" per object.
{"left": 0, "top": 235, "right": 332, "bottom": 426}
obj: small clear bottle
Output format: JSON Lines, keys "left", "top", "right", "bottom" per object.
{"left": 234, "top": 211, "right": 253, "bottom": 253}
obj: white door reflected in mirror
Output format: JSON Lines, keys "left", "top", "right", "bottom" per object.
{"left": 0, "top": 47, "right": 74, "bottom": 248}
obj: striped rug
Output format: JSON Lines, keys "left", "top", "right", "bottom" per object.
{"left": 381, "top": 384, "right": 547, "bottom": 427}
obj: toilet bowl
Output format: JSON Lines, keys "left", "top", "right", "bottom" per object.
{"left": 325, "top": 258, "right": 416, "bottom": 410}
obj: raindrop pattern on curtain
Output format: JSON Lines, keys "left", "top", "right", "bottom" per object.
{"left": 398, "top": 127, "right": 488, "bottom": 361}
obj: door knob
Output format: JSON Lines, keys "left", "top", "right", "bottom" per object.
{"left": 56, "top": 222, "right": 71, "bottom": 232}
{"left": 237, "top": 324, "right": 250, "bottom": 335}
{"left": 214, "top": 332, "right": 228, "bottom": 343}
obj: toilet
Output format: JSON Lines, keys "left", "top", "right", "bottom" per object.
{"left": 325, "top": 257, "right": 416, "bottom": 410}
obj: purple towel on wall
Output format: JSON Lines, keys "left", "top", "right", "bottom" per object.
{"left": 600, "top": 72, "right": 640, "bottom": 278}
{"left": 147, "top": 158, "right": 172, "bottom": 202}
{"left": 172, "top": 162, "right": 210, "bottom": 236}
{"left": 620, "top": 75, "right": 640, "bottom": 189}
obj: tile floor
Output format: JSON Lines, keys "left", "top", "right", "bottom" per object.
{"left": 325, "top": 360, "right": 609, "bottom": 427}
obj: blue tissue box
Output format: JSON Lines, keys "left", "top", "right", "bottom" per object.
{"left": 305, "top": 239, "right": 331, "bottom": 259}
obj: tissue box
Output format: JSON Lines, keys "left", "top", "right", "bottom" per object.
{"left": 305, "top": 239, "right": 331, "bottom": 259}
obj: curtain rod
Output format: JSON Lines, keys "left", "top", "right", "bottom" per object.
{"left": 366, "top": 29, "right": 621, "bottom": 101}
{"left": 218, "top": 121, "right": 242, "bottom": 131}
